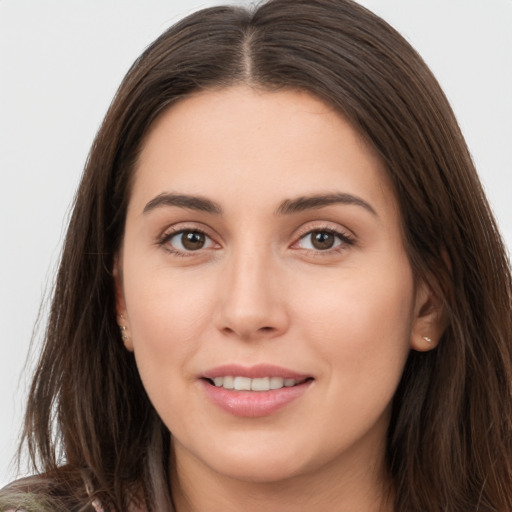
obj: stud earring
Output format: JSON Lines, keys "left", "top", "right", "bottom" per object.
{"left": 423, "top": 336, "right": 432, "bottom": 344}
{"left": 118, "top": 314, "right": 129, "bottom": 342}
{"left": 119, "top": 325, "right": 129, "bottom": 341}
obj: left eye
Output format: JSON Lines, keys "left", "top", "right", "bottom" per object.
{"left": 166, "top": 230, "right": 216, "bottom": 252}
{"left": 297, "top": 230, "right": 345, "bottom": 251}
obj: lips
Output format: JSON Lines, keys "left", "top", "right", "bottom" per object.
{"left": 201, "top": 363, "right": 311, "bottom": 380}
{"left": 200, "top": 364, "right": 314, "bottom": 417}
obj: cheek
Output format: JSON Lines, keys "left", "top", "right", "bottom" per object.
{"left": 122, "top": 259, "right": 216, "bottom": 377}
{"left": 294, "top": 254, "right": 415, "bottom": 379}
{"left": 286, "top": 255, "right": 414, "bottom": 450}
{"left": 121, "top": 265, "right": 219, "bottom": 425}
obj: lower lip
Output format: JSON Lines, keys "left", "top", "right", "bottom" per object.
{"left": 200, "top": 379, "right": 313, "bottom": 418}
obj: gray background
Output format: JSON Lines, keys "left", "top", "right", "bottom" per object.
{"left": 1, "top": 0, "right": 511, "bottom": 486}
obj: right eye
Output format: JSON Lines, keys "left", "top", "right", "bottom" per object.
{"left": 163, "top": 229, "right": 217, "bottom": 254}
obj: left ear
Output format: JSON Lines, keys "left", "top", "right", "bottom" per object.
{"left": 410, "top": 277, "right": 446, "bottom": 352}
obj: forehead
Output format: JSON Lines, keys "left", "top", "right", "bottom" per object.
{"left": 130, "top": 86, "right": 396, "bottom": 219}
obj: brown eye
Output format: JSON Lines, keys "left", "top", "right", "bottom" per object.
{"left": 166, "top": 230, "right": 216, "bottom": 253}
{"left": 181, "top": 231, "right": 205, "bottom": 250}
{"left": 297, "top": 229, "right": 347, "bottom": 251}
{"left": 311, "top": 231, "right": 336, "bottom": 250}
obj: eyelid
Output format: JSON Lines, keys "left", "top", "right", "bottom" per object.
{"left": 157, "top": 221, "right": 217, "bottom": 241}
{"left": 293, "top": 220, "right": 354, "bottom": 240}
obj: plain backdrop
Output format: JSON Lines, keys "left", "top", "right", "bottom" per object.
{"left": 1, "top": 0, "right": 511, "bottom": 487}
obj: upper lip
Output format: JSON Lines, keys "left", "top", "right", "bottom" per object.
{"left": 200, "top": 363, "right": 312, "bottom": 381}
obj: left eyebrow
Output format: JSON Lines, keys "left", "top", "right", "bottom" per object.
{"left": 276, "top": 193, "right": 377, "bottom": 216}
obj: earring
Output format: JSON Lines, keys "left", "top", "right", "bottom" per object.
{"left": 119, "top": 325, "right": 129, "bottom": 341}
{"left": 119, "top": 314, "right": 129, "bottom": 342}
{"left": 423, "top": 336, "right": 432, "bottom": 344}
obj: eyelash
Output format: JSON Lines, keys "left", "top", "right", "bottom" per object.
{"left": 157, "top": 225, "right": 354, "bottom": 257}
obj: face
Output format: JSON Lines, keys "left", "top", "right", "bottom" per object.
{"left": 116, "top": 86, "right": 437, "bottom": 486}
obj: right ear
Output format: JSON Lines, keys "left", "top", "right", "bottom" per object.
{"left": 113, "top": 254, "right": 133, "bottom": 352}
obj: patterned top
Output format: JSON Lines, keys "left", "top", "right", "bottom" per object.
{"left": 5, "top": 505, "right": 103, "bottom": 512}
{"left": 5, "top": 502, "right": 103, "bottom": 512}
{"left": 0, "top": 476, "right": 146, "bottom": 512}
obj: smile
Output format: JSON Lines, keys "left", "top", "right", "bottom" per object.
{"left": 200, "top": 365, "right": 314, "bottom": 417}
{"left": 209, "top": 376, "right": 308, "bottom": 391}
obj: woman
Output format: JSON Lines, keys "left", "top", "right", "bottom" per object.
{"left": 1, "top": 0, "right": 511, "bottom": 510}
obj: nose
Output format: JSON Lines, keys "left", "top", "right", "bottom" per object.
{"left": 214, "top": 248, "right": 289, "bottom": 340}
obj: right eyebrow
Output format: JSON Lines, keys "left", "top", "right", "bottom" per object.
{"left": 142, "top": 193, "right": 223, "bottom": 215}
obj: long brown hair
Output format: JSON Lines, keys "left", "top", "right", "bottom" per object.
{"left": 2, "top": 0, "right": 511, "bottom": 510}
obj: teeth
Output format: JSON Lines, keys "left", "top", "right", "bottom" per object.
{"left": 270, "top": 377, "right": 284, "bottom": 389}
{"left": 233, "top": 376, "right": 251, "bottom": 391}
{"left": 251, "top": 377, "right": 269, "bottom": 391}
{"left": 210, "top": 376, "right": 301, "bottom": 391}
{"left": 213, "top": 376, "right": 235, "bottom": 389}
{"left": 223, "top": 375, "right": 234, "bottom": 389}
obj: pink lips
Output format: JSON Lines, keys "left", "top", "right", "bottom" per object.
{"left": 200, "top": 364, "right": 313, "bottom": 418}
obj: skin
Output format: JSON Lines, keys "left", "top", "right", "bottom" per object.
{"left": 115, "top": 86, "right": 441, "bottom": 512}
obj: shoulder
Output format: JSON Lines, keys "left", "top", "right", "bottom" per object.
{"left": 0, "top": 475, "right": 57, "bottom": 512}
{"left": 1, "top": 471, "right": 145, "bottom": 512}
{"left": 0, "top": 472, "right": 99, "bottom": 512}
{"left": 0, "top": 475, "right": 45, "bottom": 512}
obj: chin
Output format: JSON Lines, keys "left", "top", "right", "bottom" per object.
{"left": 210, "top": 457, "right": 308, "bottom": 484}
{"left": 198, "top": 439, "right": 322, "bottom": 484}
